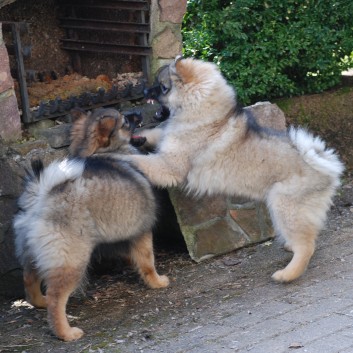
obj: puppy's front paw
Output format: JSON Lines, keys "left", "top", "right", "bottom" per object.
{"left": 156, "top": 275, "right": 170, "bottom": 288}
{"left": 147, "top": 274, "right": 170, "bottom": 289}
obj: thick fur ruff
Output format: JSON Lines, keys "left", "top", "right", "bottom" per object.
{"left": 126, "top": 57, "right": 344, "bottom": 283}
{"left": 13, "top": 108, "right": 169, "bottom": 341}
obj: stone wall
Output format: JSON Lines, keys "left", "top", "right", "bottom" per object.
{"left": 0, "top": 138, "right": 67, "bottom": 297}
{"left": 0, "top": 23, "right": 22, "bottom": 141}
{"left": 149, "top": 0, "right": 187, "bottom": 79}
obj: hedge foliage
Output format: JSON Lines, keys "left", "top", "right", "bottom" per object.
{"left": 182, "top": 0, "right": 353, "bottom": 104}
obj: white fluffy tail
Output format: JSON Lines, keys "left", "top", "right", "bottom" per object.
{"left": 37, "top": 159, "right": 85, "bottom": 196}
{"left": 18, "top": 159, "right": 85, "bottom": 211}
{"left": 288, "top": 127, "right": 345, "bottom": 187}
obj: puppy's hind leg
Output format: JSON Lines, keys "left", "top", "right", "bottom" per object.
{"left": 46, "top": 267, "right": 85, "bottom": 341}
{"left": 129, "top": 232, "right": 169, "bottom": 289}
{"left": 268, "top": 190, "right": 318, "bottom": 283}
{"left": 23, "top": 263, "right": 47, "bottom": 308}
{"left": 271, "top": 228, "right": 316, "bottom": 283}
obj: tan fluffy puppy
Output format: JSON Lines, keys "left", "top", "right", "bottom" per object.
{"left": 125, "top": 57, "right": 344, "bottom": 283}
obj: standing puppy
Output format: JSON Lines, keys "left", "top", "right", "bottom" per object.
{"left": 13, "top": 108, "right": 169, "bottom": 341}
{"left": 125, "top": 57, "right": 344, "bottom": 283}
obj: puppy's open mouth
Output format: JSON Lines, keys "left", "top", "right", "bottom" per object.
{"left": 147, "top": 99, "right": 170, "bottom": 122}
{"left": 130, "top": 135, "right": 146, "bottom": 147}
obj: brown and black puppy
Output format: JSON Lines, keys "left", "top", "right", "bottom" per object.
{"left": 13, "top": 108, "right": 169, "bottom": 342}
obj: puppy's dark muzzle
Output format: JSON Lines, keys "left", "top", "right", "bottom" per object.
{"left": 123, "top": 111, "right": 143, "bottom": 132}
{"left": 144, "top": 85, "right": 171, "bottom": 122}
{"left": 144, "top": 84, "right": 161, "bottom": 101}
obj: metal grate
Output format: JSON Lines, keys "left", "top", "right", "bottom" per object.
{"left": 59, "top": 0, "right": 151, "bottom": 79}
{"left": 1, "top": 0, "right": 151, "bottom": 124}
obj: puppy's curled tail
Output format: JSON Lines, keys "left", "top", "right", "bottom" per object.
{"left": 288, "top": 127, "right": 345, "bottom": 187}
{"left": 19, "top": 158, "right": 85, "bottom": 211}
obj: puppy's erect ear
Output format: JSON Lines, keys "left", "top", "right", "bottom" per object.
{"left": 169, "top": 55, "right": 182, "bottom": 78}
{"left": 175, "top": 55, "right": 183, "bottom": 63}
{"left": 96, "top": 115, "right": 118, "bottom": 148}
{"left": 169, "top": 56, "right": 194, "bottom": 84}
{"left": 69, "top": 108, "right": 91, "bottom": 157}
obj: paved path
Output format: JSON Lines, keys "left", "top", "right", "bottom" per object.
{"left": 123, "top": 230, "right": 353, "bottom": 353}
{"left": 120, "top": 185, "right": 353, "bottom": 353}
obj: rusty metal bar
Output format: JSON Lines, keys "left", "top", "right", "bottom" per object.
{"left": 66, "top": 5, "right": 82, "bottom": 73}
{"left": 1, "top": 21, "right": 29, "bottom": 34}
{"left": 137, "top": 7, "right": 150, "bottom": 81}
{"left": 10, "top": 23, "right": 32, "bottom": 123}
{"left": 5, "top": 44, "right": 31, "bottom": 57}
{"left": 61, "top": 39, "right": 151, "bottom": 56}
{"left": 61, "top": 0, "right": 149, "bottom": 11}
{"left": 60, "top": 18, "right": 149, "bottom": 33}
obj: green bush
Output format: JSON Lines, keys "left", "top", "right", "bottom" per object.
{"left": 182, "top": 0, "right": 353, "bottom": 104}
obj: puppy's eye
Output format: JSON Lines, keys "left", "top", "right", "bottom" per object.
{"left": 160, "top": 83, "right": 169, "bottom": 95}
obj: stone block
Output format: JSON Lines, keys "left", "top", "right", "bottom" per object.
{"left": 192, "top": 219, "right": 248, "bottom": 262}
{"left": 246, "top": 101, "right": 286, "bottom": 131}
{"left": 159, "top": 0, "right": 187, "bottom": 23}
{"left": 229, "top": 204, "right": 274, "bottom": 243}
{"left": 0, "top": 156, "right": 26, "bottom": 298}
{"left": 170, "top": 189, "right": 274, "bottom": 262}
{"left": 0, "top": 40, "right": 13, "bottom": 93}
{"left": 9, "top": 139, "right": 49, "bottom": 156}
{"left": 0, "top": 140, "right": 69, "bottom": 297}
{"left": 153, "top": 26, "right": 182, "bottom": 59}
{"left": 39, "top": 123, "right": 71, "bottom": 148}
{"left": 0, "top": 92, "right": 22, "bottom": 141}
{"left": 27, "top": 119, "right": 56, "bottom": 139}
{"left": 169, "top": 188, "right": 227, "bottom": 226}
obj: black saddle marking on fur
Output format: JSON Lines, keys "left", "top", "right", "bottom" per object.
{"left": 244, "top": 108, "right": 263, "bottom": 135}
{"left": 30, "top": 159, "right": 44, "bottom": 181}
{"left": 234, "top": 101, "right": 244, "bottom": 116}
{"left": 16, "top": 159, "right": 45, "bottom": 212}
{"left": 83, "top": 156, "right": 147, "bottom": 182}
{"left": 21, "top": 158, "right": 44, "bottom": 190}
